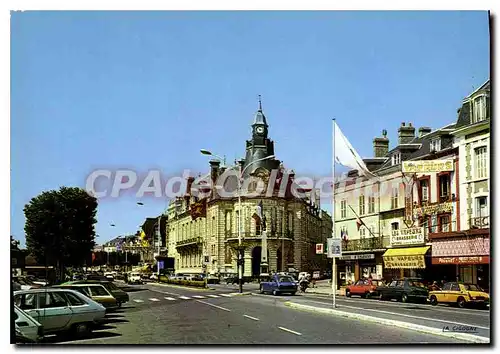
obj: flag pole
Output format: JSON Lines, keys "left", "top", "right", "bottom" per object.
{"left": 332, "top": 118, "right": 336, "bottom": 309}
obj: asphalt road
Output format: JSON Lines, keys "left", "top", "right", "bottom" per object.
{"left": 52, "top": 282, "right": 477, "bottom": 345}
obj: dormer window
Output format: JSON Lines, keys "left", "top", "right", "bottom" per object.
{"left": 472, "top": 95, "right": 487, "bottom": 123}
{"left": 430, "top": 138, "right": 441, "bottom": 153}
{"left": 391, "top": 153, "right": 401, "bottom": 166}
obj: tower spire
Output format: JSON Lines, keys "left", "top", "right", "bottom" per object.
{"left": 258, "top": 94, "right": 262, "bottom": 111}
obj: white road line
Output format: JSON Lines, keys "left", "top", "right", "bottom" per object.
{"left": 149, "top": 298, "right": 160, "bottom": 302}
{"left": 220, "top": 294, "right": 232, "bottom": 297}
{"left": 243, "top": 314, "right": 260, "bottom": 321}
{"left": 133, "top": 299, "right": 144, "bottom": 303}
{"left": 207, "top": 295, "right": 220, "bottom": 298}
{"left": 192, "top": 295, "right": 206, "bottom": 299}
{"left": 278, "top": 326, "right": 302, "bottom": 336}
{"left": 304, "top": 300, "right": 489, "bottom": 330}
{"left": 196, "top": 300, "right": 231, "bottom": 312}
{"left": 179, "top": 296, "right": 191, "bottom": 300}
{"left": 164, "top": 297, "right": 176, "bottom": 301}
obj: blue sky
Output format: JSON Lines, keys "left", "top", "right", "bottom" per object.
{"left": 11, "top": 11, "right": 490, "bottom": 246}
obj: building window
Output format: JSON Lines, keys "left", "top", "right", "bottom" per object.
{"left": 370, "top": 225, "right": 376, "bottom": 237}
{"left": 421, "top": 218, "right": 430, "bottom": 235}
{"left": 476, "top": 196, "right": 488, "bottom": 217}
{"left": 420, "top": 179, "right": 429, "bottom": 203}
{"left": 340, "top": 200, "right": 347, "bottom": 219}
{"left": 359, "top": 195, "right": 365, "bottom": 216}
{"left": 391, "top": 187, "right": 399, "bottom": 209}
{"left": 475, "top": 147, "right": 488, "bottom": 179}
{"left": 439, "top": 214, "right": 451, "bottom": 232}
{"left": 391, "top": 222, "right": 399, "bottom": 231}
{"left": 359, "top": 226, "right": 365, "bottom": 239}
{"left": 368, "top": 196, "right": 375, "bottom": 214}
{"left": 392, "top": 153, "right": 401, "bottom": 166}
{"left": 430, "top": 139, "right": 441, "bottom": 152}
{"left": 473, "top": 96, "right": 487, "bottom": 123}
{"left": 439, "top": 174, "right": 451, "bottom": 202}
{"left": 255, "top": 218, "right": 261, "bottom": 236}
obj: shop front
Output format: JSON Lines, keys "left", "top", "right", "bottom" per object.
{"left": 430, "top": 229, "right": 490, "bottom": 291}
{"left": 338, "top": 253, "right": 384, "bottom": 285}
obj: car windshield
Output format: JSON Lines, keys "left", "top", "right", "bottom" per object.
{"left": 105, "top": 282, "right": 118, "bottom": 290}
{"left": 278, "top": 276, "right": 294, "bottom": 283}
{"left": 409, "top": 281, "right": 425, "bottom": 288}
{"left": 463, "top": 284, "right": 481, "bottom": 291}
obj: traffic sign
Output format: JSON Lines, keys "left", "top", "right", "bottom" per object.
{"left": 327, "top": 238, "right": 342, "bottom": 258}
{"left": 315, "top": 243, "right": 324, "bottom": 254}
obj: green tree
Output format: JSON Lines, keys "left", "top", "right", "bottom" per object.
{"left": 24, "top": 187, "right": 98, "bottom": 281}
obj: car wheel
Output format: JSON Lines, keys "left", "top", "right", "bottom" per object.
{"left": 73, "top": 323, "right": 92, "bottom": 339}
{"left": 259, "top": 285, "right": 264, "bottom": 294}
{"left": 291, "top": 292, "right": 296, "bottom": 296}
{"left": 379, "top": 293, "right": 385, "bottom": 301}
{"left": 272, "top": 290, "right": 279, "bottom": 296}
{"left": 346, "top": 290, "right": 351, "bottom": 297}
{"left": 117, "top": 301, "right": 122, "bottom": 308}
{"left": 365, "top": 292, "right": 371, "bottom": 299}
{"left": 430, "top": 295, "right": 438, "bottom": 306}
{"left": 457, "top": 297, "right": 466, "bottom": 308}
{"left": 402, "top": 293, "right": 408, "bottom": 303}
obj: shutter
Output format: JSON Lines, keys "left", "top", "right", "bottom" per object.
{"left": 486, "top": 96, "right": 490, "bottom": 120}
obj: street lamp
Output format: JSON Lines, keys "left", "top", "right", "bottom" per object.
{"left": 201, "top": 149, "right": 275, "bottom": 293}
{"left": 200, "top": 149, "right": 226, "bottom": 166}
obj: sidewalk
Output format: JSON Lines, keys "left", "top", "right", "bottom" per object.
{"left": 306, "top": 279, "right": 345, "bottom": 296}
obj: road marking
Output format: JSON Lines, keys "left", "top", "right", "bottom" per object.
{"left": 220, "top": 294, "right": 232, "bottom": 297}
{"left": 147, "top": 288, "right": 180, "bottom": 296}
{"left": 192, "top": 295, "right": 206, "bottom": 299}
{"left": 229, "top": 292, "right": 241, "bottom": 296}
{"left": 278, "top": 326, "right": 302, "bottom": 336}
{"left": 196, "top": 300, "right": 231, "bottom": 312}
{"left": 243, "top": 314, "right": 260, "bottom": 321}
{"left": 164, "top": 297, "right": 176, "bottom": 301}
{"left": 133, "top": 299, "right": 144, "bottom": 303}
{"left": 179, "top": 296, "right": 191, "bottom": 300}
{"left": 303, "top": 299, "right": 489, "bottom": 330}
{"left": 207, "top": 295, "right": 220, "bottom": 298}
{"left": 149, "top": 298, "right": 160, "bottom": 302}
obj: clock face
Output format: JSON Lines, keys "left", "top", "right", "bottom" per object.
{"left": 256, "top": 126, "right": 265, "bottom": 134}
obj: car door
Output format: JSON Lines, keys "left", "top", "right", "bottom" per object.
{"left": 439, "top": 282, "right": 452, "bottom": 303}
{"left": 395, "top": 280, "right": 406, "bottom": 299}
{"left": 351, "top": 280, "right": 363, "bottom": 294}
{"left": 62, "top": 291, "right": 91, "bottom": 323}
{"left": 38, "top": 291, "right": 73, "bottom": 331}
{"left": 449, "top": 282, "right": 461, "bottom": 302}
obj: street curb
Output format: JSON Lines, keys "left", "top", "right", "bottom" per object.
{"left": 284, "top": 302, "right": 490, "bottom": 344}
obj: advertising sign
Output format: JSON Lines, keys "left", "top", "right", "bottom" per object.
{"left": 402, "top": 160, "right": 454, "bottom": 173}
{"left": 339, "top": 254, "right": 375, "bottom": 261}
{"left": 383, "top": 255, "right": 426, "bottom": 269}
{"left": 414, "top": 202, "right": 453, "bottom": 217}
{"left": 390, "top": 227, "right": 425, "bottom": 246}
{"left": 431, "top": 256, "right": 489, "bottom": 265}
{"left": 327, "top": 238, "right": 342, "bottom": 258}
{"left": 315, "top": 243, "right": 324, "bottom": 255}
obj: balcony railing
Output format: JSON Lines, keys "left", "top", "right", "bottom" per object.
{"left": 176, "top": 237, "right": 202, "bottom": 247}
{"left": 225, "top": 232, "right": 293, "bottom": 240}
{"left": 341, "top": 236, "right": 390, "bottom": 252}
{"left": 470, "top": 216, "right": 489, "bottom": 229}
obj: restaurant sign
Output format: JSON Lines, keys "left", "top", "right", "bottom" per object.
{"left": 432, "top": 256, "right": 489, "bottom": 265}
{"left": 390, "top": 227, "right": 425, "bottom": 246}
{"left": 384, "top": 255, "right": 426, "bottom": 269}
{"left": 402, "top": 159, "right": 454, "bottom": 173}
{"left": 339, "top": 254, "right": 375, "bottom": 261}
{"left": 414, "top": 202, "right": 453, "bottom": 217}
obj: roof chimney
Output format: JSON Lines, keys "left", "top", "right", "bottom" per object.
{"left": 373, "top": 129, "right": 389, "bottom": 158}
{"left": 418, "top": 127, "right": 432, "bottom": 137}
{"left": 209, "top": 159, "right": 221, "bottom": 184}
{"left": 398, "top": 122, "right": 416, "bottom": 144}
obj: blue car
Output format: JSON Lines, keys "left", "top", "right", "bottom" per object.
{"left": 259, "top": 274, "right": 298, "bottom": 296}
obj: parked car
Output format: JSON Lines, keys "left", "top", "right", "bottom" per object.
{"left": 346, "top": 279, "right": 385, "bottom": 298}
{"left": 259, "top": 274, "right": 298, "bottom": 296}
{"left": 429, "top": 282, "right": 489, "bottom": 308}
{"left": 85, "top": 274, "right": 109, "bottom": 282}
{"left": 377, "top": 278, "right": 429, "bottom": 303}
{"left": 127, "top": 272, "right": 143, "bottom": 285}
{"left": 60, "top": 280, "right": 129, "bottom": 307}
{"left": 54, "top": 284, "right": 118, "bottom": 311}
{"left": 104, "top": 272, "right": 115, "bottom": 281}
{"left": 14, "top": 288, "right": 106, "bottom": 338}
{"left": 14, "top": 305, "right": 43, "bottom": 343}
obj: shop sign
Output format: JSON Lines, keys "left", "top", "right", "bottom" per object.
{"left": 431, "top": 256, "right": 489, "bottom": 265}
{"left": 316, "top": 243, "right": 324, "bottom": 255}
{"left": 339, "top": 254, "right": 375, "bottom": 261}
{"left": 414, "top": 202, "right": 453, "bottom": 217}
{"left": 383, "top": 255, "right": 426, "bottom": 269}
{"left": 390, "top": 227, "right": 425, "bottom": 246}
{"left": 402, "top": 159, "right": 454, "bottom": 173}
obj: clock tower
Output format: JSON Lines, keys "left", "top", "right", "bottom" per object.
{"left": 241, "top": 96, "right": 280, "bottom": 178}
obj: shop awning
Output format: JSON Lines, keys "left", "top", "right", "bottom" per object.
{"left": 383, "top": 246, "right": 429, "bottom": 269}
{"left": 383, "top": 246, "right": 430, "bottom": 257}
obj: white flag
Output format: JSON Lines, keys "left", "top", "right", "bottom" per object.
{"left": 333, "top": 120, "right": 376, "bottom": 178}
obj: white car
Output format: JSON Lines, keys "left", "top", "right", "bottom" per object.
{"left": 14, "top": 288, "right": 106, "bottom": 338}
{"left": 14, "top": 305, "right": 43, "bottom": 343}
{"left": 127, "top": 272, "right": 143, "bottom": 285}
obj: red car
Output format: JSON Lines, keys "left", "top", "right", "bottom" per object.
{"left": 346, "top": 279, "right": 384, "bottom": 298}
